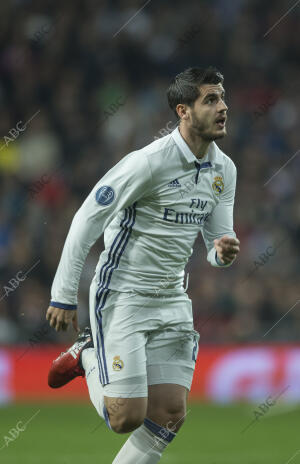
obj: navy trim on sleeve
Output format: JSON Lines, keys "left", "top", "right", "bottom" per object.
{"left": 50, "top": 301, "right": 77, "bottom": 310}
{"left": 215, "top": 251, "right": 226, "bottom": 266}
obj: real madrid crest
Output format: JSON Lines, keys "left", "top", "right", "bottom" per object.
{"left": 212, "top": 176, "right": 224, "bottom": 195}
{"left": 112, "top": 356, "right": 124, "bottom": 371}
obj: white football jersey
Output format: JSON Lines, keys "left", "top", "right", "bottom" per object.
{"left": 51, "top": 127, "right": 237, "bottom": 308}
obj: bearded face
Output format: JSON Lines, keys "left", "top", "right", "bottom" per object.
{"left": 183, "top": 83, "right": 228, "bottom": 141}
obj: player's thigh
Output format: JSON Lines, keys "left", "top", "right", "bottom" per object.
{"left": 104, "top": 395, "right": 148, "bottom": 433}
{"left": 146, "top": 328, "right": 199, "bottom": 432}
{"left": 89, "top": 285, "right": 150, "bottom": 432}
{"left": 146, "top": 329, "right": 199, "bottom": 386}
{"left": 145, "top": 293, "right": 200, "bottom": 395}
{"left": 147, "top": 383, "right": 188, "bottom": 432}
{"left": 89, "top": 285, "right": 148, "bottom": 391}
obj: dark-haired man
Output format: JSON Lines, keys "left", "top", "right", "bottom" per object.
{"left": 46, "top": 67, "right": 240, "bottom": 464}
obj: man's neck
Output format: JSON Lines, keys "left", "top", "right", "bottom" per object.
{"left": 178, "top": 124, "right": 210, "bottom": 160}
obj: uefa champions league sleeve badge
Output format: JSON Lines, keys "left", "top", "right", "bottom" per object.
{"left": 95, "top": 186, "right": 115, "bottom": 206}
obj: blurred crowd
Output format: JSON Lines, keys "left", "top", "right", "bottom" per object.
{"left": 0, "top": 0, "right": 299, "bottom": 345}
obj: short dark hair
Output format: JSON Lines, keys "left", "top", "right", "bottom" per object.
{"left": 167, "top": 66, "right": 224, "bottom": 118}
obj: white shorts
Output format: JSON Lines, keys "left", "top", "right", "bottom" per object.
{"left": 89, "top": 276, "right": 200, "bottom": 398}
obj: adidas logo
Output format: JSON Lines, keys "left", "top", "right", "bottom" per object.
{"left": 167, "top": 178, "right": 181, "bottom": 188}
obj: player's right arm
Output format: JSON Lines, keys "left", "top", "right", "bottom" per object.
{"left": 46, "top": 151, "right": 153, "bottom": 331}
{"left": 201, "top": 157, "right": 239, "bottom": 268}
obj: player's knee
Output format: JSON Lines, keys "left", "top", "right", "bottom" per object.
{"left": 105, "top": 396, "right": 147, "bottom": 433}
{"left": 149, "top": 404, "right": 186, "bottom": 433}
{"left": 165, "top": 409, "right": 186, "bottom": 432}
{"left": 109, "top": 409, "right": 145, "bottom": 434}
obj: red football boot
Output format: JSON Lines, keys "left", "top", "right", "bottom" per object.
{"left": 48, "top": 327, "right": 93, "bottom": 388}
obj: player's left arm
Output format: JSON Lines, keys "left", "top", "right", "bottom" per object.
{"left": 47, "top": 151, "right": 153, "bottom": 331}
{"left": 201, "top": 159, "right": 240, "bottom": 267}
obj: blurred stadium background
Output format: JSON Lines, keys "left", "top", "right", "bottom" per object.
{"left": 0, "top": 0, "right": 300, "bottom": 462}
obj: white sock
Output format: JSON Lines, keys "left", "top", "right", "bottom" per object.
{"left": 112, "top": 418, "right": 176, "bottom": 464}
{"left": 81, "top": 348, "right": 110, "bottom": 426}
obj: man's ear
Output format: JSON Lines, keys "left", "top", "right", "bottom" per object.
{"left": 176, "top": 104, "right": 189, "bottom": 120}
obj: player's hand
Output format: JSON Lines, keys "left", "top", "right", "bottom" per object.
{"left": 46, "top": 306, "right": 79, "bottom": 332}
{"left": 214, "top": 235, "right": 240, "bottom": 265}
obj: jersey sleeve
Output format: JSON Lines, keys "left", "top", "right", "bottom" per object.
{"left": 50, "top": 152, "right": 153, "bottom": 308}
{"left": 201, "top": 159, "right": 237, "bottom": 268}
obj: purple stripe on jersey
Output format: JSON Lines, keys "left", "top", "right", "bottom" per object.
{"left": 95, "top": 288, "right": 110, "bottom": 385}
{"left": 95, "top": 203, "right": 137, "bottom": 386}
{"left": 106, "top": 203, "right": 137, "bottom": 288}
{"left": 98, "top": 208, "right": 129, "bottom": 288}
{"left": 96, "top": 330, "right": 105, "bottom": 385}
{"left": 97, "top": 206, "right": 133, "bottom": 297}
